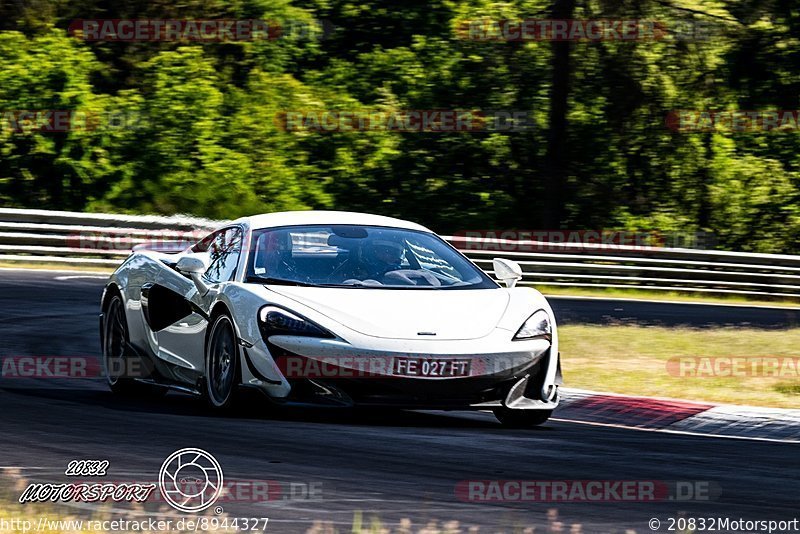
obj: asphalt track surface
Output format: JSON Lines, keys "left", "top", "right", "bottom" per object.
{"left": 1, "top": 270, "right": 798, "bottom": 533}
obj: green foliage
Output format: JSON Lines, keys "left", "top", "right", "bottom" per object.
{"left": 708, "top": 136, "right": 800, "bottom": 253}
{"left": 1, "top": 0, "right": 800, "bottom": 252}
{"left": 0, "top": 30, "right": 109, "bottom": 209}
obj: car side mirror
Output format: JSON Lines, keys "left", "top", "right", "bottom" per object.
{"left": 176, "top": 253, "right": 212, "bottom": 295}
{"left": 176, "top": 254, "right": 208, "bottom": 274}
{"left": 492, "top": 258, "right": 523, "bottom": 288}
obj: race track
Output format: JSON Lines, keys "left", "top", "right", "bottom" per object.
{"left": 1, "top": 270, "right": 797, "bottom": 533}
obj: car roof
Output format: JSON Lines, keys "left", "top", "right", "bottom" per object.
{"left": 233, "top": 211, "right": 433, "bottom": 233}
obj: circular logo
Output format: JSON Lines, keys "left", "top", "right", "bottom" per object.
{"left": 159, "top": 448, "right": 223, "bottom": 513}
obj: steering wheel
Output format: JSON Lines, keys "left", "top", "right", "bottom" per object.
{"left": 383, "top": 270, "right": 442, "bottom": 286}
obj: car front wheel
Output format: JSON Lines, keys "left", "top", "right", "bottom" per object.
{"left": 102, "top": 293, "right": 166, "bottom": 397}
{"left": 204, "top": 312, "right": 240, "bottom": 410}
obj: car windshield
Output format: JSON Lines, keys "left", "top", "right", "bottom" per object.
{"left": 246, "top": 225, "right": 498, "bottom": 289}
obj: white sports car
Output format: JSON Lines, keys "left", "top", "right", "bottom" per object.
{"left": 99, "top": 211, "right": 562, "bottom": 427}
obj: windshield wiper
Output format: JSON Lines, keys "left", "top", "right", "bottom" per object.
{"left": 246, "top": 275, "right": 317, "bottom": 287}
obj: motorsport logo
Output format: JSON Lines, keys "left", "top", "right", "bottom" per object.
{"left": 159, "top": 448, "right": 224, "bottom": 513}
{"left": 17, "top": 448, "right": 226, "bottom": 513}
{"left": 18, "top": 459, "right": 156, "bottom": 504}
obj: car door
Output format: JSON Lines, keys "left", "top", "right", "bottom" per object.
{"left": 147, "top": 226, "right": 244, "bottom": 384}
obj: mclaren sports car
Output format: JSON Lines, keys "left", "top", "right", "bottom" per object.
{"left": 99, "top": 211, "right": 562, "bottom": 427}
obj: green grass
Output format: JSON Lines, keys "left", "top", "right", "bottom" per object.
{"left": 560, "top": 325, "right": 800, "bottom": 408}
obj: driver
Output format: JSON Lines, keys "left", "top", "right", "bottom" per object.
{"left": 361, "top": 239, "right": 405, "bottom": 280}
{"left": 340, "top": 238, "right": 441, "bottom": 286}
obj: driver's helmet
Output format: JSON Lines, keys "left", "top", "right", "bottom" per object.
{"left": 366, "top": 238, "right": 405, "bottom": 270}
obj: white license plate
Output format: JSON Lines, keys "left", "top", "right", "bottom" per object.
{"left": 392, "top": 357, "right": 471, "bottom": 377}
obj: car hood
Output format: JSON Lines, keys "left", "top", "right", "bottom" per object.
{"left": 265, "top": 286, "right": 512, "bottom": 340}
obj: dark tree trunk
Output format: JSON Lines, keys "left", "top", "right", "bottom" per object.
{"left": 697, "top": 133, "right": 713, "bottom": 230}
{"left": 541, "top": 0, "right": 575, "bottom": 228}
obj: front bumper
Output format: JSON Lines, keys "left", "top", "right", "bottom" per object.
{"left": 242, "top": 334, "right": 562, "bottom": 410}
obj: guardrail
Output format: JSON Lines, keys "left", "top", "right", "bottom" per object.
{"left": 1, "top": 208, "right": 799, "bottom": 300}
{"left": 445, "top": 235, "right": 800, "bottom": 300}
{"left": 0, "top": 208, "right": 216, "bottom": 269}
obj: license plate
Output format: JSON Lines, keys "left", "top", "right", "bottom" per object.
{"left": 392, "top": 357, "right": 472, "bottom": 377}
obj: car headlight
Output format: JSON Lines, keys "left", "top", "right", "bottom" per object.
{"left": 258, "top": 307, "right": 333, "bottom": 339}
{"left": 513, "top": 309, "right": 552, "bottom": 341}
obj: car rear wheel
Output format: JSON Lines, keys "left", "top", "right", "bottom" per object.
{"left": 204, "top": 313, "right": 240, "bottom": 410}
{"left": 103, "top": 294, "right": 166, "bottom": 397}
{"left": 493, "top": 408, "right": 552, "bottom": 428}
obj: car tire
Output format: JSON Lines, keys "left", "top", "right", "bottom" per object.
{"left": 204, "top": 312, "right": 240, "bottom": 411}
{"left": 493, "top": 408, "right": 552, "bottom": 428}
{"left": 102, "top": 293, "right": 167, "bottom": 397}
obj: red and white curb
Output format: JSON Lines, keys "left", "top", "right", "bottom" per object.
{"left": 557, "top": 388, "right": 800, "bottom": 442}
